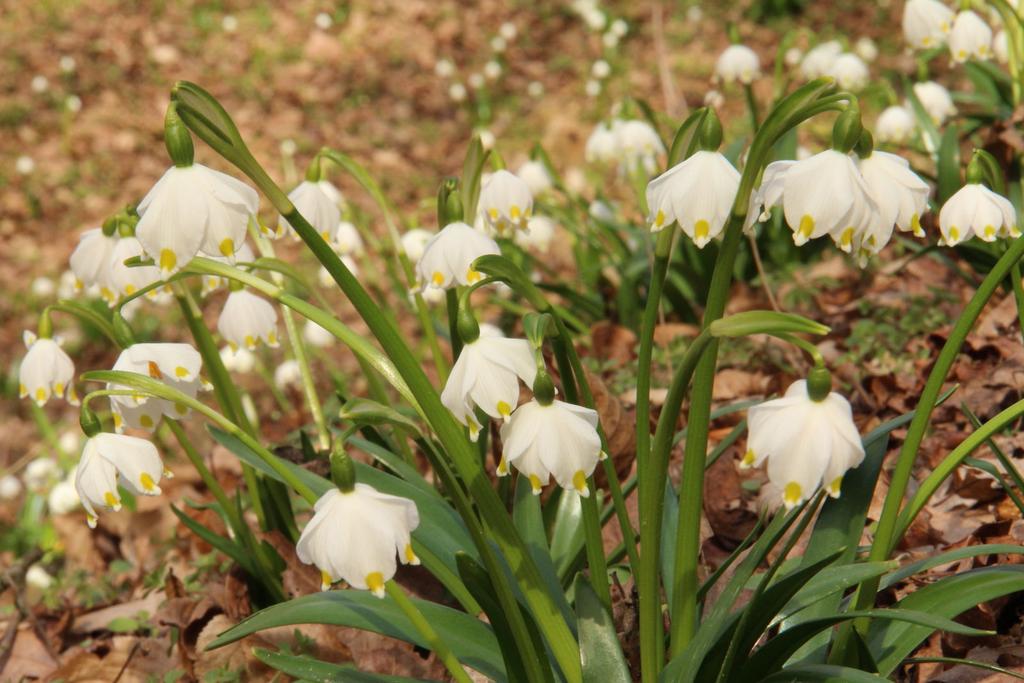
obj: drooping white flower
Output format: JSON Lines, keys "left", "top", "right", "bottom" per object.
{"left": 800, "top": 40, "right": 843, "bottom": 79}
{"left": 938, "top": 183, "right": 1019, "bottom": 246}
{"left": 448, "top": 82, "right": 467, "bottom": 102}
{"left": 585, "top": 121, "right": 620, "bottom": 164}
{"left": 491, "top": 36, "right": 507, "bottom": 52}
{"left": 318, "top": 256, "right": 359, "bottom": 288}
{"left": 75, "top": 433, "right": 166, "bottom": 528}
{"left": 414, "top": 222, "right": 500, "bottom": 290}
{"left": 949, "top": 10, "right": 992, "bottom": 62}
{"left": 876, "top": 106, "right": 917, "bottom": 144}
{"left": 274, "top": 359, "right": 303, "bottom": 389}
{"left": 19, "top": 331, "right": 77, "bottom": 407}
{"left": 0, "top": 474, "right": 22, "bottom": 500}
{"left": 136, "top": 164, "right": 259, "bottom": 275}
{"left": 828, "top": 53, "right": 869, "bottom": 90}
{"left": 994, "top": 30, "right": 1009, "bottom": 63}
{"left": 24, "top": 458, "right": 60, "bottom": 490}
{"left": 200, "top": 242, "right": 256, "bottom": 295}
{"left": 297, "top": 484, "right": 420, "bottom": 596}
{"left": 108, "top": 343, "right": 205, "bottom": 432}
{"left": 15, "top": 155, "right": 35, "bottom": 175}
{"left": 500, "top": 21, "right": 518, "bottom": 41}
{"left": 912, "top": 81, "right": 957, "bottom": 125}
{"left": 646, "top": 150, "right": 741, "bottom": 247}
{"left": 333, "top": 221, "right": 364, "bottom": 256}
{"left": 479, "top": 170, "right": 533, "bottom": 235}
{"left": 317, "top": 180, "right": 345, "bottom": 208}
{"left": 220, "top": 345, "right": 256, "bottom": 374}
{"left": 477, "top": 129, "right": 496, "bottom": 150}
{"left": 218, "top": 289, "right": 279, "bottom": 351}
{"left": 434, "top": 58, "right": 455, "bottom": 78}
{"left": 741, "top": 379, "right": 865, "bottom": 509}
{"left": 484, "top": 60, "right": 502, "bottom": 80}
{"left": 515, "top": 215, "right": 557, "bottom": 253}
{"left": 616, "top": 119, "right": 665, "bottom": 175}
{"left": 26, "top": 565, "right": 53, "bottom": 592}
{"left": 106, "top": 237, "right": 169, "bottom": 305}
{"left": 757, "top": 150, "right": 880, "bottom": 252}
{"left": 855, "top": 37, "right": 879, "bottom": 62}
{"left": 48, "top": 475, "right": 80, "bottom": 515}
{"left": 516, "top": 160, "right": 553, "bottom": 196}
{"left": 498, "top": 399, "right": 603, "bottom": 496}
{"left": 441, "top": 335, "right": 537, "bottom": 440}
{"left": 69, "top": 228, "right": 117, "bottom": 296}
{"left": 714, "top": 44, "right": 761, "bottom": 85}
{"left": 31, "top": 276, "right": 55, "bottom": 298}
{"left": 527, "top": 80, "right": 545, "bottom": 98}
{"left": 303, "top": 319, "right": 334, "bottom": 348}
{"left": 857, "top": 151, "right": 930, "bottom": 250}
{"left": 400, "top": 228, "right": 434, "bottom": 262}
{"left": 704, "top": 90, "right": 725, "bottom": 109}
{"left": 903, "top": 0, "right": 954, "bottom": 48}
{"left": 275, "top": 181, "right": 341, "bottom": 241}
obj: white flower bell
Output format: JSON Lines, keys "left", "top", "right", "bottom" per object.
{"left": 75, "top": 432, "right": 167, "bottom": 528}
{"left": 912, "top": 81, "right": 957, "bottom": 126}
{"left": 24, "top": 458, "right": 60, "bottom": 490}
{"left": 400, "top": 228, "right": 434, "bottom": 262}
{"left": 48, "top": 475, "right": 81, "bottom": 515}
{"left": 741, "top": 376, "right": 864, "bottom": 510}
{"left": 828, "top": 53, "right": 869, "bottom": 90}
{"left": 939, "top": 183, "right": 1018, "bottom": 246}
{"left": 646, "top": 149, "right": 740, "bottom": 248}
{"left": 275, "top": 180, "right": 341, "bottom": 241}
{"left": 875, "top": 106, "right": 917, "bottom": 144}
{"left": 297, "top": 479, "right": 420, "bottom": 596}
{"left": 19, "top": 330, "right": 77, "bottom": 406}
{"left": 107, "top": 237, "right": 169, "bottom": 305}
{"left": 200, "top": 242, "right": 256, "bottom": 295}
{"left": 994, "top": 30, "right": 1009, "bottom": 63}
{"left": 441, "top": 329, "right": 537, "bottom": 440}
{"left": 585, "top": 122, "right": 620, "bottom": 164}
{"left": 857, "top": 150, "right": 931, "bottom": 256}
{"left": 714, "top": 44, "right": 761, "bottom": 85}
{"left": 275, "top": 359, "right": 303, "bottom": 390}
{"left": 479, "top": 170, "right": 533, "bottom": 235}
{"left": 800, "top": 40, "right": 842, "bottom": 79}
{"left": 303, "top": 319, "right": 334, "bottom": 348}
{"left": 0, "top": 474, "right": 22, "bottom": 501}
{"left": 515, "top": 215, "right": 557, "bottom": 253}
{"left": 949, "top": 10, "right": 992, "bottom": 62}
{"left": 516, "top": 160, "right": 553, "bottom": 196}
{"left": 903, "top": 0, "right": 954, "bottom": 48}
{"left": 616, "top": 119, "right": 665, "bottom": 175}
{"left": 218, "top": 288, "right": 280, "bottom": 351}
{"left": 414, "top": 222, "right": 500, "bottom": 290}
{"left": 333, "top": 221, "right": 364, "bottom": 256}
{"left": 69, "top": 227, "right": 117, "bottom": 296}
{"left": 498, "top": 393, "right": 603, "bottom": 497}
{"left": 108, "top": 343, "right": 205, "bottom": 432}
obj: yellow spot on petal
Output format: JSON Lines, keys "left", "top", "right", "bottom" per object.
{"left": 139, "top": 414, "right": 154, "bottom": 429}
{"left": 497, "top": 400, "right": 512, "bottom": 420}
{"left": 431, "top": 271, "right": 445, "bottom": 286}
{"left": 783, "top": 482, "right": 803, "bottom": 507}
{"left": 654, "top": 209, "right": 666, "bottom": 228}
{"left": 267, "top": 331, "right": 278, "bottom": 345}
{"left": 949, "top": 226, "right": 960, "bottom": 242}
{"left": 174, "top": 402, "right": 187, "bottom": 415}
{"left": 18, "top": 383, "right": 26, "bottom": 397}
{"left": 140, "top": 472, "right": 157, "bottom": 492}
{"left": 320, "top": 570, "right": 333, "bottom": 591}
{"left": 175, "top": 366, "right": 189, "bottom": 378}
{"left": 510, "top": 205, "right": 521, "bottom": 219}
{"left": 798, "top": 215, "right": 815, "bottom": 239}
{"left": 113, "top": 413, "right": 123, "bottom": 430}
{"left": 827, "top": 476, "right": 843, "bottom": 497}
{"left": 487, "top": 208, "right": 499, "bottom": 220}
{"left": 496, "top": 457, "right": 510, "bottom": 476}
{"left": 104, "top": 491, "right": 120, "bottom": 509}
{"left": 366, "top": 572, "right": 385, "bottom": 598}
{"left": 86, "top": 514, "right": 97, "bottom": 528}
{"left": 911, "top": 214, "right": 922, "bottom": 237}
{"left": 741, "top": 449, "right": 756, "bottom": 467}
{"left": 694, "top": 219, "right": 710, "bottom": 242}
{"left": 528, "top": 474, "right": 542, "bottom": 494}
{"left": 984, "top": 225, "right": 996, "bottom": 240}
{"left": 228, "top": 341, "right": 238, "bottom": 352}
{"left": 35, "top": 387, "right": 47, "bottom": 403}
{"left": 957, "top": 49, "right": 967, "bottom": 60}
{"left": 405, "top": 543, "right": 419, "bottom": 564}
{"left": 148, "top": 361, "right": 163, "bottom": 379}
{"left": 163, "top": 468, "right": 174, "bottom": 479}
{"left": 466, "top": 268, "right": 482, "bottom": 283}
{"left": 219, "top": 238, "right": 235, "bottom": 257}
{"left": 54, "top": 383, "right": 65, "bottom": 396}
{"left": 159, "top": 249, "right": 177, "bottom": 272}
{"left": 839, "top": 227, "right": 855, "bottom": 250}
{"left": 244, "top": 334, "right": 256, "bottom": 349}
{"left": 573, "top": 470, "right": 590, "bottom": 497}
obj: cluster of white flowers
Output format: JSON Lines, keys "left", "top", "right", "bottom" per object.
{"left": 796, "top": 40, "right": 870, "bottom": 90}
{"left": 585, "top": 118, "right": 665, "bottom": 175}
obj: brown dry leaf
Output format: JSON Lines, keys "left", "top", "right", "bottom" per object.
{"left": 712, "top": 368, "right": 771, "bottom": 401}
{"left": 590, "top": 321, "right": 637, "bottom": 367}
{"left": 71, "top": 592, "right": 164, "bottom": 635}
{"left": 2, "top": 625, "right": 58, "bottom": 681}
{"left": 703, "top": 447, "right": 756, "bottom": 546}
{"left": 194, "top": 614, "right": 275, "bottom": 681}
{"left": 50, "top": 636, "right": 177, "bottom": 683}
{"left": 652, "top": 323, "right": 700, "bottom": 348}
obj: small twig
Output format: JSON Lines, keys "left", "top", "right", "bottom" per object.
{"left": 652, "top": 0, "right": 685, "bottom": 118}
{"left": 112, "top": 639, "right": 141, "bottom": 683}
{"left": 0, "top": 548, "right": 45, "bottom": 670}
{"left": 747, "top": 233, "right": 780, "bottom": 312}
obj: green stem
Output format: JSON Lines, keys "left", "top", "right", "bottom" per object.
{"left": 44, "top": 302, "right": 118, "bottom": 345}
{"left": 638, "top": 330, "right": 713, "bottom": 675}
{"left": 743, "top": 83, "right": 761, "bottom": 131}
{"left": 579, "top": 485, "right": 611, "bottom": 612}
{"left": 447, "top": 288, "right": 463, "bottom": 360}
{"left": 30, "top": 403, "right": 69, "bottom": 462}
{"left": 1012, "top": 261, "right": 1024, "bottom": 343}
{"left": 851, "top": 234, "right": 1024, "bottom": 623}
{"left": 385, "top": 581, "right": 474, "bottom": 683}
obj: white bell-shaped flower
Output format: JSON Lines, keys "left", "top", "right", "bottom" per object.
{"left": 479, "top": 170, "right": 533, "bottom": 235}
{"left": 857, "top": 151, "right": 930, "bottom": 256}
{"left": 741, "top": 379, "right": 864, "bottom": 509}
{"left": 19, "top": 331, "right": 77, "bottom": 406}
{"left": 994, "top": 30, "right": 1009, "bottom": 63}
{"left": 48, "top": 475, "right": 80, "bottom": 515}
{"left": 317, "top": 179, "right": 345, "bottom": 208}
{"left": 200, "top": 242, "right": 256, "bottom": 295}
{"left": 400, "top": 229, "right": 434, "bottom": 262}
{"left": 759, "top": 150, "right": 880, "bottom": 252}
{"left": 107, "top": 237, "right": 169, "bottom": 306}
{"left": 516, "top": 160, "right": 553, "bottom": 195}
{"left": 24, "top": 458, "right": 60, "bottom": 490}
{"left": 855, "top": 37, "right": 879, "bottom": 62}
{"left": 441, "top": 335, "right": 537, "bottom": 440}
{"left": 903, "top": 0, "right": 954, "bottom": 48}
{"left": 714, "top": 44, "right": 761, "bottom": 85}
{"left": 646, "top": 150, "right": 740, "bottom": 247}
{"left": 296, "top": 484, "right": 420, "bottom": 596}
{"left": 498, "top": 398, "right": 603, "bottom": 496}
{"left": 876, "top": 106, "right": 917, "bottom": 144}
{"left": 69, "top": 228, "right": 117, "bottom": 296}
{"left": 800, "top": 40, "right": 842, "bottom": 79}
{"left": 218, "top": 289, "right": 279, "bottom": 351}
{"left": 414, "top": 222, "right": 500, "bottom": 291}
{"left": 0, "top": 474, "right": 23, "bottom": 501}
{"left": 515, "top": 215, "right": 557, "bottom": 253}
{"left": 585, "top": 122, "right": 620, "bottom": 164}
{"left": 912, "top": 81, "right": 957, "bottom": 125}
{"left": 939, "top": 183, "right": 1018, "bottom": 245}
{"left": 828, "top": 53, "right": 869, "bottom": 90}
{"left": 274, "top": 359, "right": 303, "bottom": 389}
{"left": 136, "top": 164, "right": 259, "bottom": 275}
{"left": 332, "top": 221, "right": 364, "bottom": 256}
{"left": 275, "top": 181, "right": 341, "bottom": 241}
{"left": 949, "top": 10, "right": 992, "bottom": 62}
{"left": 616, "top": 119, "right": 665, "bottom": 175}
{"left": 75, "top": 433, "right": 166, "bottom": 528}
{"left": 318, "top": 256, "right": 359, "bottom": 288}
{"left": 108, "top": 343, "right": 204, "bottom": 432}
{"left": 220, "top": 345, "right": 256, "bottom": 374}
{"left": 303, "top": 319, "right": 334, "bottom": 348}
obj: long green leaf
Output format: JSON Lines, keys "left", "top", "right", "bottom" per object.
{"left": 575, "top": 576, "right": 631, "bottom": 683}
{"left": 252, "top": 648, "right": 420, "bottom": 682}
{"left": 208, "top": 590, "right": 505, "bottom": 681}
{"left": 759, "top": 663, "right": 893, "bottom": 682}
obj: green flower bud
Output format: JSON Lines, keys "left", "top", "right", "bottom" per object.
{"left": 965, "top": 153, "right": 986, "bottom": 185}
{"left": 806, "top": 365, "right": 832, "bottom": 402}
{"left": 831, "top": 103, "right": 863, "bottom": 154}
{"left": 330, "top": 440, "right": 356, "bottom": 493}
{"left": 305, "top": 156, "right": 322, "bottom": 183}
{"left": 111, "top": 311, "right": 136, "bottom": 348}
{"left": 164, "top": 103, "right": 195, "bottom": 168}
{"left": 697, "top": 108, "right": 724, "bottom": 152}
{"left": 37, "top": 311, "right": 53, "bottom": 340}
{"left": 854, "top": 129, "right": 874, "bottom": 160}
{"left": 456, "top": 301, "right": 480, "bottom": 344}
{"left": 79, "top": 404, "right": 102, "bottom": 438}
{"left": 437, "top": 177, "right": 463, "bottom": 225}
{"left": 532, "top": 368, "right": 556, "bottom": 406}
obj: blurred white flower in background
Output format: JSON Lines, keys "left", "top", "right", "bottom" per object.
{"left": 516, "top": 215, "right": 557, "bottom": 253}
{"left": 949, "top": 10, "right": 992, "bottom": 62}
{"left": 31, "top": 276, "right": 55, "bottom": 298}
{"left": 25, "top": 458, "right": 60, "bottom": 491}
{"left": 714, "top": 44, "right": 761, "bottom": 84}
{"left": 59, "top": 55, "right": 77, "bottom": 73}
{"left": 499, "top": 22, "right": 517, "bottom": 41}
{"left": 218, "top": 289, "right": 280, "bottom": 351}
{"left": 516, "top": 160, "right": 553, "bottom": 195}
{"left": 800, "top": 40, "right": 842, "bottom": 79}
{"left": 994, "top": 30, "right": 1009, "bottom": 62}
{"left": 527, "top": 80, "right": 545, "bottom": 98}
{"left": 434, "top": 58, "right": 455, "bottom": 78}
{"left": 784, "top": 47, "right": 803, "bottom": 66}
{"left": 913, "top": 81, "right": 957, "bottom": 125}
{"left": 903, "top": 0, "right": 954, "bottom": 48}
{"left": 585, "top": 79, "right": 602, "bottom": 97}
{"left": 704, "top": 90, "right": 725, "bottom": 108}
{"left": 854, "top": 37, "right": 878, "bottom": 62}
{"left": 490, "top": 36, "right": 507, "bottom": 53}
{"left": 448, "top": 82, "right": 467, "bottom": 102}
{"left": 484, "top": 60, "right": 502, "bottom": 81}
{"left": 48, "top": 475, "right": 81, "bottom": 515}
{"left": 314, "top": 12, "right": 333, "bottom": 30}
{"left": 220, "top": 345, "right": 256, "bottom": 374}
{"left": 31, "top": 75, "right": 49, "bottom": 93}
{"left": 468, "top": 72, "right": 485, "bottom": 89}
{"left": 592, "top": 59, "right": 611, "bottom": 80}
{"left": 0, "top": 475, "right": 23, "bottom": 501}
{"left": 222, "top": 14, "right": 238, "bottom": 32}
{"left": 16, "top": 155, "right": 35, "bottom": 175}
{"left": 275, "top": 360, "right": 303, "bottom": 390}
{"left": 828, "top": 53, "right": 869, "bottom": 90}
{"left": 303, "top": 320, "right": 335, "bottom": 348}
{"left": 876, "top": 105, "right": 917, "bottom": 144}
{"left": 400, "top": 228, "right": 434, "bottom": 262}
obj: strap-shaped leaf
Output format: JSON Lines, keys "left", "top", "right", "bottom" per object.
{"left": 575, "top": 576, "right": 631, "bottom": 683}
{"left": 253, "top": 648, "right": 419, "bottom": 682}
